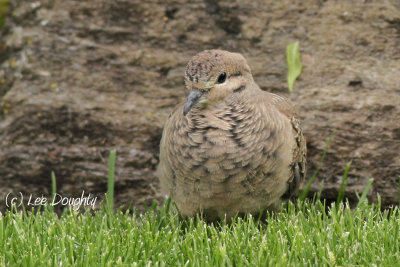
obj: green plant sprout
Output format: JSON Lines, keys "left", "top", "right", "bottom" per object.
{"left": 286, "top": 41, "right": 302, "bottom": 92}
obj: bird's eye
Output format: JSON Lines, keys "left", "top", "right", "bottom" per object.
{"left": 217, "top": 72, "right": 227, "bottom": 84}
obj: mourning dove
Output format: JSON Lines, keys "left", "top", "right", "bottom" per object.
{"left": 157, "top": 50, "right": 306, "bottom": 221}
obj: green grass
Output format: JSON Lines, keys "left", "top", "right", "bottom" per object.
{"left": 286, "top": 41, "right": 302, "bottom": 92}
{"left": 299, "top": 134, "right": 334, "bottom": 201}
{"left": 106, "top": 150, "right": 116, "bottom": 213}
{"left": 1, "top": 200, "right": 400, "bottom": 266}
{"left": 1, "top": 151, "right": 399, "bottom": 266}
{"left": 0, "top": 0, "right": 9, "bottom": 29}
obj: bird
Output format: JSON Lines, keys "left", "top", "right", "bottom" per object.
{"left": 157, "top": 49, "right": 306, "bottom": 221}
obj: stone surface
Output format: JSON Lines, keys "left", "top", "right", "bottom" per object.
{"left": 0, "top": 0, "right": 399, "bottom": 211}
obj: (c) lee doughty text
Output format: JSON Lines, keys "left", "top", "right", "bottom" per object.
{"left": 6, "top": 191, "right": 97, "bottom": 210}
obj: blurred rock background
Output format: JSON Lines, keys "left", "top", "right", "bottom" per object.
{"left": 0, "top": 0, "right": 399, "bottom": 211}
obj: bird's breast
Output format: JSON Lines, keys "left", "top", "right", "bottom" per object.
{"left": 172, "top": 112, "right": 270, "bottom": 181}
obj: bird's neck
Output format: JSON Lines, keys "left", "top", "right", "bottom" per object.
{"left": 187, "top": 94, "right": 255, "bottom": 129}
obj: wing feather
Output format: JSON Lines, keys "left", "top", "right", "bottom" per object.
{"left": 266, "top": 92, "right": 307, "bottom": 199}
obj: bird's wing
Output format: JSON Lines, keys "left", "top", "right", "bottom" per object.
{"left": 157, "top": 103, "right": 190, "bottom": 194}
{"left": 268, "top": 93, "right": 307, "bottom": 199}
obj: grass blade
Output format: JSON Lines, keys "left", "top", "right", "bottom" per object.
{"left": 286, "top": 41, "right": 302, "bottom": 92}
{"left": 316, "top": 180, "right": 324, "bottom": 201}
{"left": 336, "top": 161, "right": 352, "bottom": 205}
{"left": 51, "top": 171, "right": 57, "bottom": 198}
{"left": 299, "top": 133, "right": 334, "bottom": 201}
{"left": 107, "top": 150, "right": 117, "bottom": 213}
{"left": 356, "top": 178, "right": 374, "bottom": 209}
{"left": 50, "top": 171, "right": 57, "bottom": 212}
{"left": 0, "top": 0, "right": 9, "bottom": 29}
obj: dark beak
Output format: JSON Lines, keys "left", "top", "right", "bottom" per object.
{"left": 183, "top": 90, "right": 205, "bottom": 116}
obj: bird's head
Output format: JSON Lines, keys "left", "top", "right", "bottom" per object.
{"left": 183, "top": 50, "right": 253, "bottom": 116}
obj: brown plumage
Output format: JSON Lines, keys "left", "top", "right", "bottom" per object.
{"left": 157, "top": 50, "right": 306, "bottom": 221}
